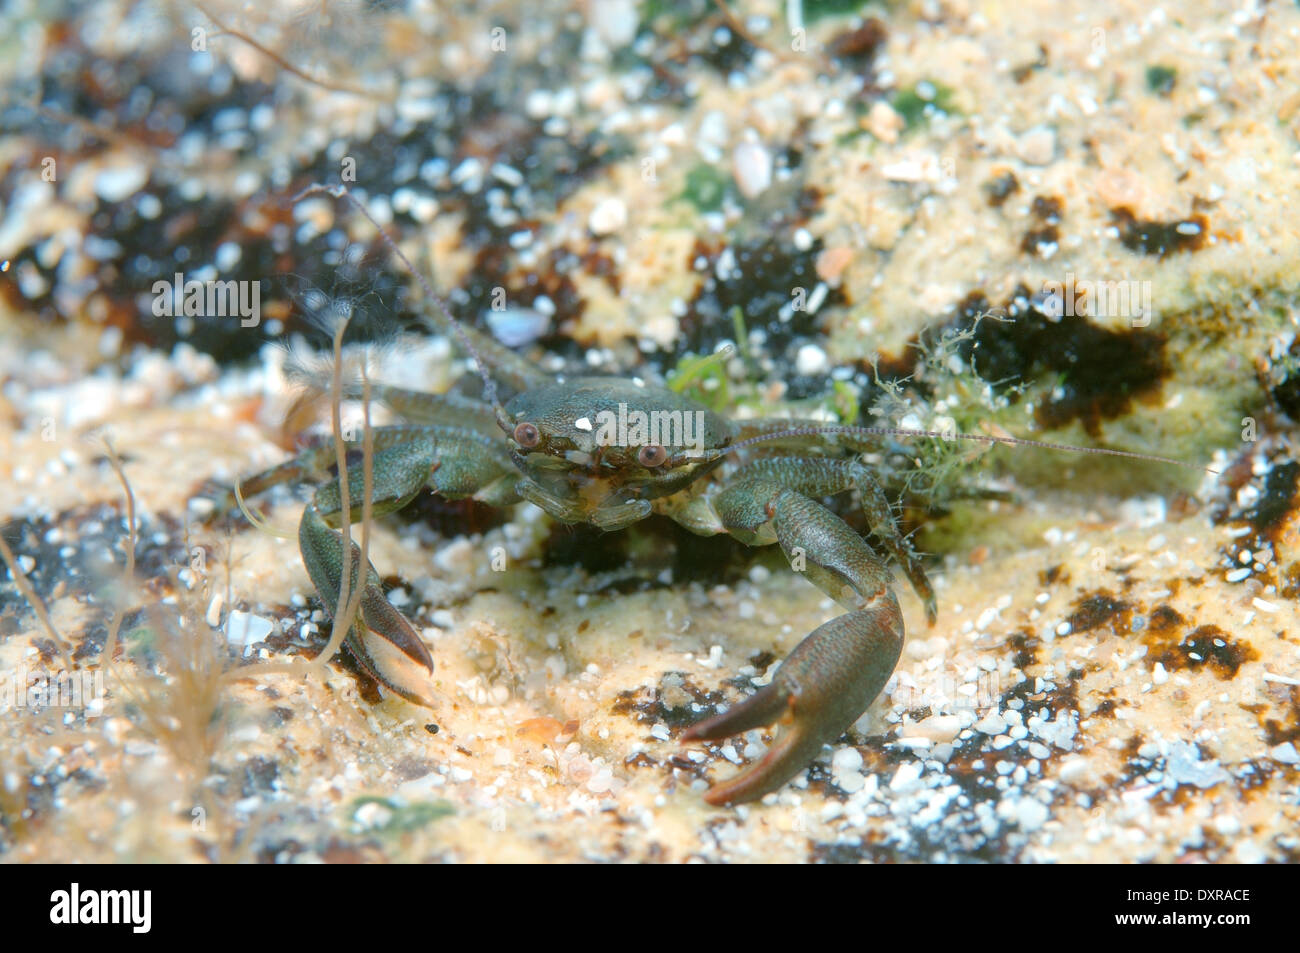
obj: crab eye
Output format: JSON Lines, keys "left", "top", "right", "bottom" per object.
{"left": 637, "top": 444, "right": 668, "bottom": 468}
{"left": 513, "top": 422, "right": 541, "bottom": 448}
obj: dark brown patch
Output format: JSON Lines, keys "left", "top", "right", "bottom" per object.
{"left": 1066, "top": 591, "right": 1132, "bottom": 634}
{"left": 1011, "top": 44, "right": 1049, "bottom": 83}
{"left": 941, "top": 288, "right": 1169, "bottom": 438}
{"left": 1039, "top": 564, "right": 1068, "bottom": 586}
{"left": 1006, "top": 631, "right": 1039, "bottom": 670}
{"left": 1145, "top": 604, "right": 1186, "bottom": 636}
{"left": 1031, "top": 195, "right": 1064, "bottom": 222}
{"left": 611, "top": 672, "right": 727, "bottom": 729}
{"left": 579, "top": 247, "right": 622, "bottom": 294}
{"left": 1243, "top": 461, "right": 1300, "bottom": 547}
{"left": 827, "top": 17, "right": 887, "bottom": 64}
{"left": 1112, "top": 207, "right": 1209, "bottom": 257}
{"left": 1020, "top": 196, "right": 1063, "bottom": 257}
{"left": 1282, "top": 562, "right": 1300, "bottom": 601}
{"left": 1235, "top": 758, "right": 1283, "bottom": 800}
{"left": 1092, "top": 697, "right": 1121, "bottom": 718}
{"left": 1166, "top": 491, "right": 1201, "bottom": 522}
{"left": 984, "top": 170, "right": 1020, "bottom": 207}
{"left": 1242, "top": 685, "right": 1300, "bottom": 745}
{"left": 1145, "top": 623, "right": 1258, "bottom": 680}
{"left": 1020, "top": 226, "right": 1058, "bottom": 257}
{"left": 1266, "top": 341, "right": 1300, "bottom": 419}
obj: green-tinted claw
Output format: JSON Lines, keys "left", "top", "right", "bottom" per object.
{"left": 299, "top": 503, "right": 437, "bottom": 708}
{"left": 224, "top": 424, "right": 521, "bottom": 708}
{"left": 683, "top": 595, "right": 903, "bottom": 805}
{"left": 676, "top": 480, "right": 915, "bottom": 806}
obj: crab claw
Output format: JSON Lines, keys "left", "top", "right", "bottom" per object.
{"left": 682, "top": 593, "right": 903, "bottom": 806}
{"left": 299, "top": 504, "right": 438, "bottom": 709}
{"left": 347, "top": 586, "right": 438, "bottom": 709}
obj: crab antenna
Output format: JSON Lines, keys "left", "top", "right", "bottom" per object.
{"left": 710, "top": 423, "right": 1218, "bottom": 473}
{"left": 291, "top": 182, "right": 510, "bottom": 429}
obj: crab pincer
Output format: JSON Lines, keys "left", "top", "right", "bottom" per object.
{"left": 678, "top": 481, "right": 909, "bottom": 806}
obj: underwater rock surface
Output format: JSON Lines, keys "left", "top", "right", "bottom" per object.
{"left": 1, "top": 0, "right": 1298, "bottom": 862}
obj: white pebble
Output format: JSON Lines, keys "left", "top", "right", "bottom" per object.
{"left": 1270, "top": 741, "right": 1299, "bottom": 764}
{"left": 434, "top": 539, "right": 474, "bottom": 574}
{"left": 485, "top": 307, "right": 549, "bottom": 347}
{"left": 1213, "top": 814, "right": 1241, "bottom": 836}
{"left": 588, "top": 197, "right": 627, "bottom": 236}
{"left": 795, "top": 344, "right": 829, "bottom": 376}
{"left": 837, "top": 772, "right": 866, "bottom": 794}
{"left": 1015, "top": 798, "right": 1049, "bottom": 831}
{"left": 1234, "top": 841, "right": 1267, "bottom": 864}
{"left": 225, "top": 610, "right": 273, "bottom": 648}
{"left": 94, "top": 164, "right": 148, "bottom": 203}
{"left": 205, "top": 592, "right": 224, "bottom": 628}
{"left": 732, "top": 140, "right": 773, "bottom": 199}
{"left": 889, "top": 762, "right": 922, "bottom": 793}
{"left": 589, "top": 0, "right": 639, "bottom": 47}
{"left": 913, "top": 714, "right": 962, "bottom": 743}
{"left": 832, "top": 747, "right": 864, "bottom": 773}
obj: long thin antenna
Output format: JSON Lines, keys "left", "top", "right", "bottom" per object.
{"left": 710, "top": 423, "right": 1217, "bottom": 473}
{"left": 291, "top": 183, "right": 511, "bottom": 430}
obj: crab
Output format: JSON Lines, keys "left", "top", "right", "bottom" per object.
{"left": 209, "top": 185, "right": 1189, "bottom": 806}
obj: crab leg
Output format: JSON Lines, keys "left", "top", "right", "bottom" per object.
{"left": 199, "top": 424, "right": 485, "bottom": 517}
{"left": 256, "top": 427, "right": 518, "bottom": 706}
{"left": 299, "top": 502, "right": 439, "bottom": 707}
{"left": 676, "top": 480, "right": 910, "bottom": 805}
{"left": 340, "top": 383, "right": 502, "bottom": 435}
{"left": 729, "top": 456, "right": 936, "bottom": 623}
